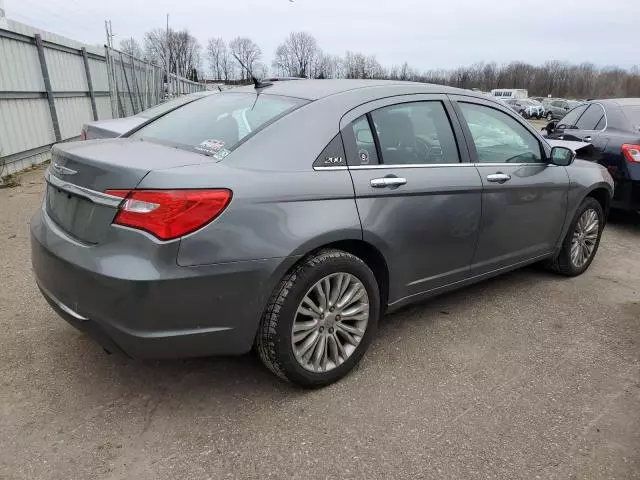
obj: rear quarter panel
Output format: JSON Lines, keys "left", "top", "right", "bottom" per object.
{"left": 139, "top": 162, "right": 362, "bottom": 267}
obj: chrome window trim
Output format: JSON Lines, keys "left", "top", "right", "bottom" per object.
{"left": 45, "top": 170, "right": 124, "bottom": 208}
{"left": 313, "top": 165, "right": 349, "bottom": 171}
{"left": 314, "top": 162, "right": 552, "bottom": 171}
{"left": 348, "top": 163, "right": 475, "bottom": 170}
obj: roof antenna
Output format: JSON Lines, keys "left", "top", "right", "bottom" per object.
{"left": 232, "top": 52, "right": 272, "bottom": 89}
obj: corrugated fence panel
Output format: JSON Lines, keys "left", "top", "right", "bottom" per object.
{"left": 54, "top": 97, "right": 93, "bottom": 139}
{"left": 95, "top": 97, "right": 113, "bottom": 120}
{"left": 45, "top": 48, "right": 87, "bottom": 92}
{"left": 0, "top": 36, "right": 44, "bottom": 91}
{"left": 88, "top": 57, "right": 108, "bottom": 92}
{"left": 0, "top": 98, "right": 54, "bottom": 156}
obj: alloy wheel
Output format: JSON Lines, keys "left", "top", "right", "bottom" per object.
{"left": 570, "top": 208, "right": 599, "bottom": 268}
{"left": 291, "top": 272, "right": 369, "bottom": 373}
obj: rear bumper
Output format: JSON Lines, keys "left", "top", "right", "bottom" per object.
{"left": 30, "top": 208, "right": 288, "bottom": 359}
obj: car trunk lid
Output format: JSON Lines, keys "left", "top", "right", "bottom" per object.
{"left": 45, "top": 139, "right": 210, "bottom": 244}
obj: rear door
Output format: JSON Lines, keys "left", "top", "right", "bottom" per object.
{"left": 341, "top": 94, "right": 483, "bottom": 303}
{"left": 450, "top": 96, "right": 569, "bottom": 274}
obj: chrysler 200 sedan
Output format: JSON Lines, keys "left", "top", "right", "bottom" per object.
{"left": 31, "top": 80, "right": 614, "bottom": 388}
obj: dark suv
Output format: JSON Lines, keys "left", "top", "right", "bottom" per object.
{"left": 544, "top": 99, "right": 583, "bottom": 121}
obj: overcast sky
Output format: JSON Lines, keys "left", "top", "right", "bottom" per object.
{"left": 6, "top": 0, "right": 640, "bottom": 73}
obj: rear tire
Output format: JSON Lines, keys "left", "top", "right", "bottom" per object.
{"left": 256, "top": 249, "right": 380, "bottom": 388}
{"left": 547, "top": 197, "right": 604, "bottom": 276}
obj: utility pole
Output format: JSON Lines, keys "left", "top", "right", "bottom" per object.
{"left": 104, "top": 20, "right": 114, "bottom": 48}
{"left": 0, "top": 0, "right": 8, "bottom": 29}
{"left": 165, "top": 13, "right": 170, "bottom": 98}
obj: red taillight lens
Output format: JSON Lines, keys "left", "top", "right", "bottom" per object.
{"left": 106, "top": 189, "right": 232, "bottom": 240}
{"left": 621, "top": 144, "right": 640, "bottom": 163}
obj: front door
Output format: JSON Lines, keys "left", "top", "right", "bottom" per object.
{"left": 451, "top": 97, "right": 570, "bottom": 275}
{"left": 341, "top": 95, "right": 483, "bottom": 304}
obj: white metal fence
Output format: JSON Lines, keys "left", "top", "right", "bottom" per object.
{"left": 0, "top": 19, "right": 204, "bottom": 177}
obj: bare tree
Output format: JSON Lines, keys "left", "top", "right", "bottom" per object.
{"left": 207, "top": 37, "right": 226, "bottom": 80}
{"left": 120, "top": 38, "right": 142, "bottom": 58}
{"left": 229, "top": 37, "right": 262, "bottom": 81}
{"left": 144, "top": 28, "right": 201, "bottom": 78}
{"left": 272, "top": 32, "right": 319, "bottom": 78}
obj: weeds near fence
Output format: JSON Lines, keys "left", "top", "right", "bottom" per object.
{"left": 0, "top": 153, "right": 22, "bottom": 189}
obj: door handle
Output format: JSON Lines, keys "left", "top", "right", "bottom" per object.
{"left": 370, "top": 177, "right": 407, "bottom": 188}
{"left": 583, "top": 136, "right": 592, "bottom": 142}
{"left": 486, "top": 173, "right": 511, "bottom": 183}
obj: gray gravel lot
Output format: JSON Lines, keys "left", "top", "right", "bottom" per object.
{"left": 1, "top": 167, "right": 639, "bottom": 480}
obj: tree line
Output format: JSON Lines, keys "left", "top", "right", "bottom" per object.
{"left": 121, "top": 30, "right": 640, "bottom": 99}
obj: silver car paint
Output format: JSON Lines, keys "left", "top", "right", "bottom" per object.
{"left": 31, "top": 80, "right": 614, "bottom": 359}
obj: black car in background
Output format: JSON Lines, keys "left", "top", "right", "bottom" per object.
{"left": 545, "top": 99, "right": 640, "bottom": 211}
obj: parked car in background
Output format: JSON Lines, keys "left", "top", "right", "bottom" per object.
{"left": 544, "top": 99, "right": 583, "bottom": 121}
{"left": 544, "top": 98, "right": 640, "bottom": 212}
{"left": 80, "top": 91, "right": 216, "bottom": 140}
{"left": 491, "top": 88, "right": 528, "bottom": 99}
{"left": 32, "top": 80, "right": 613, "bottom": 388}
{"left": 505, "top": 99, "right": 545, "bottom": 119}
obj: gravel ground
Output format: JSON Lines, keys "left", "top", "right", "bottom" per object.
{"left": 1, "top": 167, "right": 639, "bottom": 480}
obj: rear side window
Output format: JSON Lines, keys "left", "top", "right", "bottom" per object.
{"left": 350, "top": 115, "right": 379, "bottom": 165}
{"left": 558, "top": 105, "right": 588, "bottom": 128}
{"left": 576, "top": 104, "right": 605, "bottom": 130}
{"left": 370, "top": 101, "right": 460, "bottom": 165}
{"left": 131, "top": 93, "right": 307, "bottom": 158}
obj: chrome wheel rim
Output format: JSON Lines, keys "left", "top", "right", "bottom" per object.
{"left": 291, "top": 272, "right": 369, "bottom": 373}
{"left": 571, "top": 208, "right": 599, "bottom": 268}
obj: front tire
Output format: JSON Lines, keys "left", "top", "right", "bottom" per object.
{"left": 547, "top": 197, "right": 604, "bottom": 276}
{"left": 257, "top": 249, "right": 380, "bottom": 388}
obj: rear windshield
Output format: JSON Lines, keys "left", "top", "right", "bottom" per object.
{"left": 622, "top": 106, "right": 640, "bottom": 131}
{"left": 130, "top": 93, "right": 307, "bottom": 158}
{"left": 137, "top": 92, "right": 209, "bottom": 119}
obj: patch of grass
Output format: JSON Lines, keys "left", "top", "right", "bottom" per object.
{"left": 0, "top": 172, "right": 21, "bottom": 189}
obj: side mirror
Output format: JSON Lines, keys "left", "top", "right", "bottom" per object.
{"left": 356, "top": 128, "right": 374, "bottom": 144}
{"left": 550, "top": 146, "right": 575, "bottom": 166}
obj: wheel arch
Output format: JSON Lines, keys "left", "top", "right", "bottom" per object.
{"left": 266, "top": 238, "right": 391, "bottom": 316}
{"left": 585, "top": 185, "right": 611, "bottom": 220}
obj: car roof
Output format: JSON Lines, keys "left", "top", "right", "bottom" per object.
{"left": 229, "top": 79, "right": 481, "bottom": 101}
{"left": 596, "top": 98, "right": 640, "bottom": 106}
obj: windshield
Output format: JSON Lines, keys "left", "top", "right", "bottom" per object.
{"left": 131, "top": 93, "right": 307, "bottom": 158}
{"left": 137, "top": 92, "right": 210, "bottom": 119}
{"left": 622, "top": 106, "right": 640, "bottom": 131}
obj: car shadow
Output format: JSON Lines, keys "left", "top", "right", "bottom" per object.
{"left": 60, "top": 264, "right": 553, "bottom": 399}
{"left": 608, "top": 209, "right": 640, "bottom": 233}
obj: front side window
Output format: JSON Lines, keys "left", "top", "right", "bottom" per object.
{"left": 369, "top": 101, "right": 460, "bottom": 165}
{"left": 576, "top": 104, "right": 606, "bottom": 130}
{"left": 131, "top": 93, "right": 307, "bottom": 158}
{"left": 459, "top": 102, "right": 543, "bottom": 164}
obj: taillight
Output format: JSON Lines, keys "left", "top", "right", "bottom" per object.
{"left": 105, "top": 189, "right": 232, "bottom": 240}
{"left": 621, "top": 144, "right": 640, "bottom": 163}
